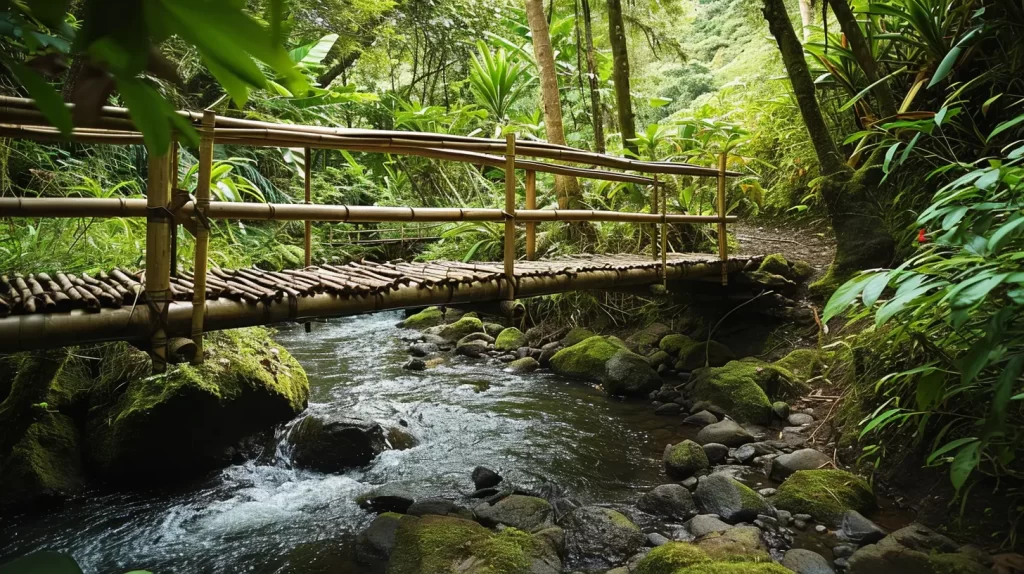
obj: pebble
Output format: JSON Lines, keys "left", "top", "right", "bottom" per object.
{"left": 757, "top": 487, "right": 777, "bottom": 497}
{"left": 834, "top": 558, "right": 849, "bottom": 570}
{"left": 815, "top": 524, "right": 827, "bottom": 533}
{"left": 794, "top": 519, "right": 807, "bottom": 530}
{"left": 402, "top": 358, "right": 426, "bottom": 371}
{"left": 701, "top": 443, "right": 729, "bottom": 464}
{"left": 776, "top": 509, "right": 792, "bottom": 527}
{"left": 832, "top": 543, "right": 857, "bottom": 559}
{"left": 655, "top": 403, "right": 681, "bottom": 415}
{"left": 681, "top": 477, "right": 698, "bottom": 490}
{"left": 788, "top": 413, "right": 815, "bottom": 426}
{"left": 794, "top": 514, "right": 813, "bottom": 521}
{"left": 647, "top": 532, "right": 670, "bottom": 547}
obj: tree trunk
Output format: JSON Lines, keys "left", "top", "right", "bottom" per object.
{"left": 762, "top": 0, "right": 895, "bottom": 293}
{"left": 798, "top": 0, "right": 815, "bottom": 41}
{"left": 827, "top": 0, "right": 899, "bottom": 119}
{"left": 581, "top": 0, "right": 606, "bottom": 154}
{"left": 607, "top": 0, "right": 637, "bottom": 156}
{"left": 525, "top": 0, "right": 581, "bottom": 208}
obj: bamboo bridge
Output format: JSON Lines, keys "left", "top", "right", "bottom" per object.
{"left": 0, "top": 97, "right": 752, "bottom": 369}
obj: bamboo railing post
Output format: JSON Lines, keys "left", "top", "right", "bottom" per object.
{"left": 146, "top": 147, "right": 172, "bottom": 373}
{"left": 651, "top": 175, "right": 659, "bottom": 261}
{"left": 661, "top": 178, "right": 668, "bottom": 284}
{"left": 503, "top": 133, "right": 516, "bottom": 300}
{"left": 169, "top": 139, "right": 179, "bottom": 277}
{"left": 303, "top": 147, "right": 312, "bottom": 333}
{"left": 190, "top": 111, "right": 216, "bottom": 364}
{"left": 717, "top": 151, "right": 729, "bottom": 285}
{"left": 525, "top": 169, "right": 536, "bottom": 260}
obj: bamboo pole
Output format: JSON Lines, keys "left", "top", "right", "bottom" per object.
{"left": 304, "top": 147, "right": 312, "bottom": 267}
{"left": 525, "top": 170, "right": 536, "bottom": 261}
{"left": 191, "top": 111, "right": 215, "bottom": 364}
{"left": 146, "top": 147, "right": 172, "bottom": 373}
{"left": 661, "top": 179, "right": 668, "bottom": 284}
{"left": 717, "top": 151, "right": 729, "bottom": 286}
{"left": 504, "top": 134, "right": 516, "bottom": 300}
{"left": 651, "top": 175, "right": 659, "bottom": 261}
{"left": 169, "top": 139, "right": 179, "bottom": 277}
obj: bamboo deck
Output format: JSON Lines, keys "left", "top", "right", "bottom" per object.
{"left": 0, "top": 253, "right": 761, "bottom": 319}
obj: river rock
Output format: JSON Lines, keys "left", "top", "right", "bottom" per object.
{"left": 0, "top": 411, "right": 87, "bottom": 509}
{"left": 531, "top": 526, "right": 566, "bottom": 574}
{"left": 87, "top": 329, "right": 309, "bottom": 480}
{"left": 563, "top": 505, "right": 646, "bottom": 570}
{"left": 483, "top": 322, "right": 505, "bottom": 337}
{"left": 770, "top": 448, "right": 831, "bottom": 480}
{"left": 847, "top": 524, "right": 988, "bottom": 574}
{"left": 684, "top": 514, "right": 731, "bottom": 537}
{"left": 508, "top": 356, "right": 540, "bottom": 373}
{"left": 494, "top": 327, "right": 529, "bottom": 351}
{"left": 457, "top": 332, "right": 495, "bottom": 346}
{"left": 839, "top": 507, "right": 888, "bottom": 544}
{"left": 783, "top": 548, "right": 834, "bottom": 574}
{"left": 772, "top": 401, "right": 790, "bottom": 420}
{"left": 696, "top": 419, "right": 754, "bottom": 447}
{"left": 663, "top": 440, "right": 710, "bottom": 479}
{"left": 359, "top": 485, "right": 416, "bottom": 514}
{"left": 694, "top": 474, "right": 773, "bottom": 523}
{"left": 402, "top": 358, "right": 426, "bottom": 371}
{"left": 625, "top": 323, "right": 673, "bottom": 354}
{"left": 683, "top": 410, "right": 718, "bottom": 427}
{"left": 560, "top": 327, "right": 597, "bottom": 347}
{"left": 455, "top": 340, "right": 490, "bottom": 358}
{"left": 695, "top": 525, "right": 768, "bottom": 560}
{"left": 408, "top": 342, "right": 439, "bottom": 357}
{"left": 406, "top": 498, "right": 474, "bottom": 520}
{"left": 775, "top": 469, "right": 875, "bottom": 525}
{"left": 637, "top": 484, "right": 696, "bottom": 520}
{"left": 655, "top": 403, "right": 681, "bottom": 415}
{"left": 471, "top": 466, "right": 503, "bottom": 489}
{"left": 474, "top": 494, "right": 553, "bottom": 532}
{"left": 549, "top": 336, "right": 660, "bottom": 396}
{"left": 355, "top": 512, "right": 405, "bottom": 565}
{"left": 385, "top": 426, "right": 418, "bottom": 450}
{"left": 400, "top": 307, "right": 444, "bottom": 329}
{"left": 788, "top": 412, "right": 815, "bottom": 426}
{"left": 438, "top": 317, "right": 484, "bottom": 342}
{"left": 702, "top": 443, "right": 729, "bottom": 464}
{"left": 689, "top": 360, "right": 806, "bottom": 424}
{"left": 288, "top": 412, "right": 387, "bottom": 472}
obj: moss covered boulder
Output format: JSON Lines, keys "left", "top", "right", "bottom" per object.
{"left": 288, "top": 413, "right": 387, "bottom": 472}
{"left": 663, "top": 440, "right": 710, "bottom": 479}
{"left": 625, "top": 323, "right": 672, "bottom": 355}
{"left": 563, "top": 505, "right": 646, "bottom": 571}
{"left": 634, "top": 541, "right": 784, "bottom": 574}
{"left": 401, "top": 307, "right": 444, "bottom": 329}
{"left": 437, "top": 317, "right": 484, "bottom": 342}
{"left": 694, "top": 474, "right": 772, "bottom": 524}
{"left": 758, "top": 253, "right": 791, "bottom": 277}
{"left": 550, "top": 336, "right": 660, "bottom": 396}
{"left": 494, "top": 328, "right": 528, "bottom": 352}
{"left": 386, "top": 514, "right": 535, "bottom": 574}
{"left": 634, "top": 542, "right": 710, "bottom": 574}
{"left": 660, "top": 335, "right": 735, "bottom": 371}
{"left": 560, "top": 327, "right": 597, "bottom": 347}
{"left": 87, "top": 327, "right": 309, "bottom": 480}
{"left": 0, "top": 413, "right": 86, "bottom": 509}
{"left": 774, "top": 348, "right": 823, "bottom": 383}
{"left": 775, "top": 469, "right": 875, "bottom": 525}
{"left": 689, "top": 363, "right": 772, "bottom": 424}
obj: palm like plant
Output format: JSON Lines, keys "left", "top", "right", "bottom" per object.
{"left": 468, "top": 40, "right": 535, "bottom": 122}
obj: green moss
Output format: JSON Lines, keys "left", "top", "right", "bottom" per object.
{"left": 664, "top": 440, "right": 710, "bottom": 478}
{"left": 689, "top": 361, "right": 774, "bottom": 424}
{"left": 774, "top": 469, "right": 875, "bottom": 524}
{"left": 0, "top": 412, "right": 86, "bottom": 506}
{"left": 438, "top": 317, "right": 484, "bottom": 342}
{"left": 387, "top": 515, "right": 532, "bottom": 574}
{"left": 602, "top": 507, "right": 640, "bottom": 531}
{"left": 696, "top": 526, "right": 770, "bottom": 561}
{"left": 675, "top": 562, "right": 792, "bottom": 574}
{"left": 791, "top": 260, "right": 814, "bottom": 282}
{"left": 401, "top": 307, "right": 444, "bottom": 329}
{"left": 562, "top": 327, "right": 597, "bottom": 347}
{"left": 625, "top": 323, "right": 671, "bottom": 354}
{"left": 773, "top": 349, "right": 821, "bottom": 382}
{"left": 758, "top": 253, "right": 790, "bottom": 276}
{"left": 634, "top": 543, "right": 710, "bottom": 574}
{"left": 494, "top": 328, "right": 528, "bottom": 352}
{"left": 660, "top": 334, "right": 695, "bottom": 356}
{"left": 549, "top": 336, "right": 621, "bottom": 381}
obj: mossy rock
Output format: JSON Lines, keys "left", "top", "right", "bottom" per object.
{"left": 484, "top": 322, "right": 506, "bottom": 338}
{"left": 0, "top": 412, "right": 86, "bottom": 508}
{"left": 438, "top": 317, "right": 484, "bottom": 342}
{"left": 675, "top": 562, "right": 792, "bottom": 574}
{"left": 561, "top": 327, "right": 597, "bottom": 347}
{"left": 791, "top": 260, "right": 814, "bottom": 282}
{"left": 695, "top": 526, "right": 768, "bottom": 561}
{"left": 758, "top": 253, "right": 790, "bottom": 277}
{"left": 386, "top": 514, "right": 533, "bottom": 574}
{"left": 634, "top": 542, "right": 710, "bottom": 574}
{"left": 659, "top": 334, "right": 695, "bottom": 356}
{"left": 775, "top": 469, "right": 875, "bottom": 525}
{"left": 625, "top": 323, "right": 672, "bottom": 354}
{"left": 401, "top": 307, "right": 444, "bottom": 329}
{"left": 689, "top": 362, "right": 774, "bottom": 424}
{"left": 550, "top": 336, "right": 660, "bottom": 396}
{"left": 87, "top": 327, "right": 309, "bottom": 480}
{"left": 773, "top": 349, "right": 822, "bottom": 382}
{"left": 660, "top": 335, "right": 735, "bottom": 371}
{"left": 663, "top": 440, "right": 710, "bottom": 479}
{"left": 494, "top": 328, "right": 528, "bottom": 352}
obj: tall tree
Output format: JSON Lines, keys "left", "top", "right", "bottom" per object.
{"left": 525, "top": 0, "right": 581, "bottom": 208}
{"left": 606, "top": 0, "right": 637, "bottom": 156}
{"left": 761, "top": 0, "right": 895, "bottom": 291}
{"left": 826, "top": 0, "right": 899, "bottom": 120}
{"left": 580, "top": 0, "right": 606, "bottom": 154}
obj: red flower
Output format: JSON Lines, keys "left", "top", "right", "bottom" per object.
{"left": 917, "top": 228, "right": 928, "bottom": 244}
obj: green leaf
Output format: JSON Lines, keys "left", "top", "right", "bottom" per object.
{"left": 648, "top": 96, "right": 673, "bottom": 108}
{"left": 960, "top": 337, "right": 996, "bottom": 387}
{"left": 927, "top": 437, "right": 979, "bottom": 465}
{"left": 290, "top": 33, "right": 339, "bottom": 68}
{"left": 928, "top": 45, "right": 962, "bottom": 88}
{"left": 3, "top": 59, "right": 73, "bottom": 136}
{"left": 974, "top": 168, "right": 1001, "bottom": 190}
{"left": 986, "top": 355, "right": 1024, "bottom": 439}
{"left": 861, "top": 272, "right": 890, "bottom": 308}
{"left": 950, "top": 441, "right": 981, "bottom": 492}
{"left": 822, "top": 273, "right": 873, "bottom": 322}
{"left": 988, "top": 112, "right": 1024, "bottom": 142}
{"left": 986, "top": 215, "right": 1024, "bottom": 253}
{"left": 916, "top": 371, "right": 945, "bottom": 411}
{"left": 859, "top": 408, "right": 902, "bottom": 438}
{"left": 116, "top": 78, "right": 170, "bottom": 154}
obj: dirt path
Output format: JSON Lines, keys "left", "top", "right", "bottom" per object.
{"left": 732, "top": 218, "right": 836, "bottom": 282}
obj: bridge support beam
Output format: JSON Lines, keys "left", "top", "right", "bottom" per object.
{"left": 503, "top": 134, "right": 516, "bottom": 300}
{"left": 717, "top": 152, "right": 729, "bottom": 285}
{"left": 145, "top": 147, "right": 172, "bottom": 373}
{"left": 525, "top": 169, "right": 536, "bottom": 260}
{"left": 190, "top": 111, "right": 215, "bottom": 364}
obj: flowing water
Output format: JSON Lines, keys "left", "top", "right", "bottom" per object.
{"left": 0, "top": 312, "right": 711, "bottom": 573}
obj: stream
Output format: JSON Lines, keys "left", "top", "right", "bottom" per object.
{"left": 0, "top": 312, "right": 908, "bottom": 573}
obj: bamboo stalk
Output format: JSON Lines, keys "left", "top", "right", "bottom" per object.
{"left": 662, "top": 179, "right": 668, "bottom": 284}
{"left": 191, "top": 111, "right": 215, "bottom": 364}
{"left": 504, "top": 134, "right": 516, "bottom": 301}
{"left": 146, "top": 146, "right": 172, "bottom": 372}
{"left": 169, "top": 139, "right": 179, "bottom": 278}
{"left": 717, "top": 152, "right": 729, "bottom": 286}
{"left": 652, "top": 175, "right": 659, "bottom": 262}
{"left": 525, "top": 170, "right": 536, "bottom": 261}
